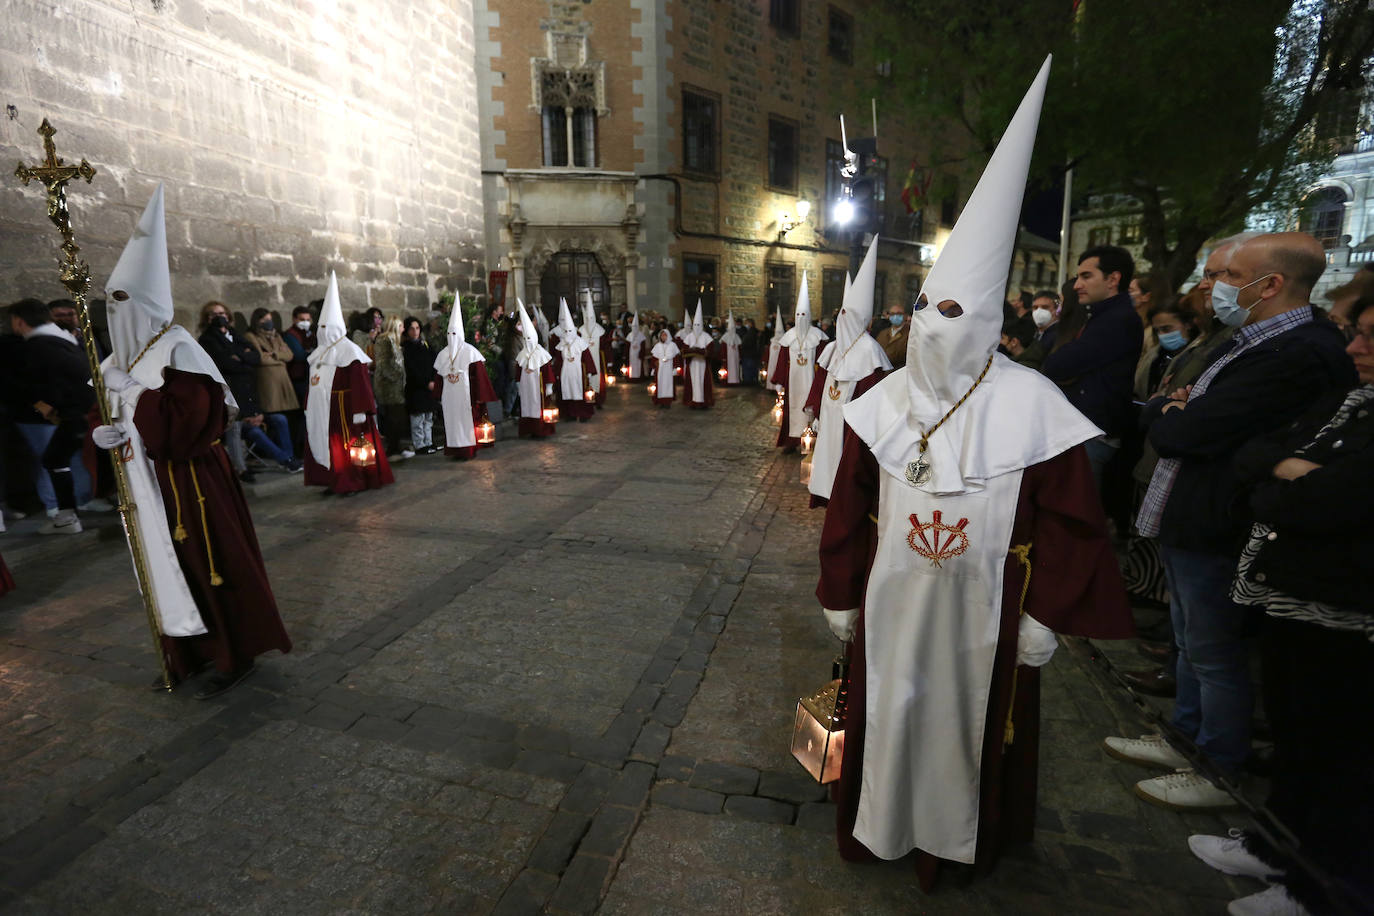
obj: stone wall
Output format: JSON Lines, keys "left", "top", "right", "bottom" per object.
{"left": 1, "top": 0, "right": 484, "bottom": 329}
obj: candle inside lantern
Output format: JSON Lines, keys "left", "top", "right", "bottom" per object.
{"left": 619, "top": 364, "right": 629, "bottom": 376}
{"left": 717, "top": 367, "right": 727, "bottom": 380}
{"left": 477, "top": 420, "right": 496, "bottom": 444}
{"left": 348, "top": 434, "right": 377, "bottom": 468}
{"left": 541, "top": 405, "right": 559, "bottom": 423}
{"left": 583, "top": 387, "right": 596, "bottom": 403}
{"left": 648, "top": 383, "right": 657, "bottom": 396}
{"left": 605, "top": 373, "right": 616, "bottom": 387}
{"left": 799, "top": 425, "right": 816, "bottom": 455}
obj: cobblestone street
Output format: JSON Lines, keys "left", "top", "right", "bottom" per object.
{"left": 0, "top": 384, "right": 1253, "bottom": 915}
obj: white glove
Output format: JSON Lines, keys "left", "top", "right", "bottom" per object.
{"left": 823, "top": 608, "right": 859, "bottom": 641}
{"left": 544, "top": 384, "right": 554, "bottom": 395}
{"left": 351, "top": 413, "right": 366, "bottom": 425}
{"left": 92, "top": 424, "right": 129, "bottom": 449}
{"left": 1016, "top": 615, "right": 1058, "bottom": 667}
{"left": 102, "top": 367, "right": 138, "bottom": 392}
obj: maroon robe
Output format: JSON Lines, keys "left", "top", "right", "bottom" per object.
{"left": 0, "top": 552, "right": 13, "bottom": 597}
{"left": 444, "top": 361, "right": 500, "bottom": 460}
{"left": 818, "top": 432, "right": 1134, "bottom": 890}
{"left": 771, "top": 341, "right": 829, "bottom": 448}
{"left": 680, "top": 345, "right": 716, "bottom": 409}
{"left": 551, "top": 348, "right": 598, "bottom": 421}
{"left": 518, "top": 363, "right": 557, "bottom": 438}
{"left": 303, "top": 361, "right": 394, "bottom": 494}
{"left": 133, "top": 369, "right": 293, "bottom": 680}
{"left": 802, "top": 365, "right": 887, "bottom": 509}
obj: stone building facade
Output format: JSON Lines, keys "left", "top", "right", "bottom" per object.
{"left": 474, "top": 0, "right": 954, "bottom": 326}
{"left": 1, "top": 0, "right": 485, "bottom": 329}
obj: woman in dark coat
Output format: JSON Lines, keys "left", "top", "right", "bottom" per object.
{"left": 401, "top": 316, "right": 438, "bottom": 454}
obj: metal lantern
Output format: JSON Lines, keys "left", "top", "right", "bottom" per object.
{"left": 647, "top": 382, "right": 657, "bottom": 396}
{"left": 717, "top": 367, "right": 728, "bottom": 380}
{"left": 799, "top": 425, "right": 816, "bottom": 455}
{"left": 620, "top": 363, "right": 630, "bottom": 376}
{"left": 771, "top": 393, "right": 784, "bottom": 424}
{"left": 348, "top": 434, "right": 377, "bottom": 468}
{"left": 605, "top": 373, "right": 616, "bottom": 387}
{"left": 791, "top": 655, "right": 849, "bottom": 784}
{"left": 674, "top": 364, "right": 682, "bottom": 376}
{"left": 800, "top": 452, "right": 813, "bottom": 486}
{"left": 758, "top": 367, "right": 768, "bottom": 383}
{"left": 476, "top": 419, "right": 496, "bottom": 444}
{"left": 542, "top": 405, "right": 559, "bottom": 423}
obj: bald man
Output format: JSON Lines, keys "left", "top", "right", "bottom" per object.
{"left": 1105, "top": 231, "right": 1357, "bottom": 810}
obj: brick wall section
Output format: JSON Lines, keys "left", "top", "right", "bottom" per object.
{"left": 1, "top": 0, "right": 484, "bottom": 327}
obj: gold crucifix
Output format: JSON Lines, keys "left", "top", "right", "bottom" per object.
{"left": 15, "top": 118, "right": 97, "bottom": 297}
{"left": 13, "top": 118, "right": 173, "bottom": 691}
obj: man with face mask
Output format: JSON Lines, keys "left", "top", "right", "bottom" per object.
{"left": 1105, "top": 231, "right": 1357, "bottom": 811}
{"left": 1029, "top": 290, "right": 1059, "bottom": 349}
{"left": 817, "top": 58, "right": 1135, "bottom": 888}
{"left": 873, "top": 304, "right": 908, "bottom": 369}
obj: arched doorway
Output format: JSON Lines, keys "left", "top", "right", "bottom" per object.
{"left": 539, "top": 252, "right": 610, "bottom": 324}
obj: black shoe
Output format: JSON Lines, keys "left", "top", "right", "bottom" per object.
{"left": 1121, "top": 667, "right": 1177, "bottom": 697}
{"left": 195, "top": 664, "right": 256, "bottom": 700}
{"left": 1137, "top": 640, "right": 1172, "bottom": 663}
{"left": 281, "top": 458, "right": 304, "bottom": 473}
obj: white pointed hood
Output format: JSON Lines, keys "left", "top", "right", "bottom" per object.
{"left": 554, "top": 297, "right": 588, "bottom": 360}
{"left": 843, "top": 55, "right": 1101, "bottom": 495}
{"left": 628, "top": 311, "right": 646, "bottom": 345}
{"left": 446, "top": 301, "right": 466, "bottom": 353}
{"left": 102, "top": 183, "right": 228, "bottom": 399}
{"left": 435, "top": 299, "right": 480, "bottom": 374}
{"left": 515, "top": 299, "right": 552, "bottom": 370}
{"left": 683, "top": 300, "right": 712, "bottom": 348}
{"left": 819, "top": 235, "right": 892, "bottom": 381}
{"left": 580, "top": 290, "right": 604, "bottom": 343}
{"left": 902, "top": 59, "right": 1048, "bottom": 423}
{"left": 778, "top": 271, "right": 822, "bottom": 350}
{"left": 105, "top": 183, "right": 174, "bottom": 368}
{"left": 533, "top": 304, "right": 551, "bottom": 347}
{"left": 721, "top": 312, "right": 741, "bottom": 346}
{"left": 770, "top": 306, "right": 785, "bottom": 344}
{"left": 311, "top": 272, "right": 371, "bottom": 368}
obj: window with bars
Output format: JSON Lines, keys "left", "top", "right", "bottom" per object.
{"left": 822, "top": 267, "right": 846, "bottom": 314}
{"left": 768, "top": 116, "right": 800, "bottom": 192}
{"left": 682, "top": 89, "right": 720, "bottom": 177}
{"left": 765, "top": 262, "right": 796, "bottom": 317}
{"left": 683, "top": 256, "right": 718, "bottom": 316}
{"left": 539, "top": 66, "right": 599, "bottom": 168}
{"left": 828, "top": 6, "right": 853, "bottom": 63}
{"left": 770, "top": 0, "right": 799, "bottom": 36}
{"left": 1299, "top": 186, "right": 1348, "bottom": 248}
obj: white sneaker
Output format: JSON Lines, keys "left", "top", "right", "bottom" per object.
{"left": 1189, "top": 830, "right": 1282, "bottom": 881}
{"left": 1102, "top": 733, "right": 1190, "bottom": 770}
{"left": 78, "top": 497, "right": 115, "bottom": 513}
{"left": 1134, "top": 768, "right": 1237, "bottom": 811}
{"left": 400, "top": 449, "right": 416, "bottom": 459}
{"left": 46, "top": 506, "right": 60, "bottom": 519}
{"left": 38, "top": 511, "right": 83, "bottom": 535}
{"left": 1227, "top": 885, "right": 1310, "bottom": 916}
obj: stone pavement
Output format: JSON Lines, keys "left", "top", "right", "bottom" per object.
{"left": 0, "top": 383, "right": 1257, "bottom": 914}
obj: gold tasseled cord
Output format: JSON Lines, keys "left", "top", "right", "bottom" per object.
{"left": 1004, "top": 542, "right": 1034, "bottom": 748}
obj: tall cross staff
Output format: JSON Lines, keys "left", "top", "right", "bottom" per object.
{"left": 15, "top": 119, "right": 173, "bottom": 690}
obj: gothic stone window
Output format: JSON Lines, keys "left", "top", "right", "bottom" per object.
{"left": 768, "top": 116, "right": 800, "bottom": 192}
{"left": 540, "top": 68, "right": 599, "bottom": 168}
{"left": 828, "top": 6, "right": 854, "bottom": 63}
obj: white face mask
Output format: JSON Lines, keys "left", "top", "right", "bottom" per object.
{"left": 296, "top": 319, "right": 312, "bottom": 331}
{"left": 1032, "top": 307, "right": 1053, "bottom": 329}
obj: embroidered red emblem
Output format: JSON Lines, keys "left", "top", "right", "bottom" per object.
{"left": 446, "top": 372, "right": 463, "bottom": 384}
{"left": 906, "top": 510, "right": 971, "bottom": 568}
{"left": 310, "top": 374, "right": 320, "bottom": 387}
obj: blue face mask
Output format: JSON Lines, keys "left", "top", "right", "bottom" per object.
{"left": 1157, "top": 329, "right": 1188, "bottom": 352}
{"left": 1210, "top": 274, "right": 1272, "bottom": 328}
{"left": 888, "top": 314, "right": 904, "bottom": 326}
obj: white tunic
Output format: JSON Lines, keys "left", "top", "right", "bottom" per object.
{"left": 778, "top": 326, "right": 823, "bottom": 437}
{"left": 434, "top": 344, "right": 482, "bottom": 449}
{"left": 723, "top": 343, "right": 740, "bottom": 384}
{"left": 518, "top": 365, "right": 545, "bottom": 420}
{"left": 854, "top": 465, "right": 1023, "bottom": 863}
{"left": 806, "top": 375, "right": 854, "bottom": 502}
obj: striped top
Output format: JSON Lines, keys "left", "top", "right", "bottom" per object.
{"left": 1230, "top": 385, "right": 1374, "bottom": 642}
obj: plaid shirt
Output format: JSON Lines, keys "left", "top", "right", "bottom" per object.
{"left": 1136, "top": 306, "right": 1316, "bottom": 538}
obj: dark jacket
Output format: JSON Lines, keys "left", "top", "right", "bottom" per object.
{"left": 198, "top": 326, "right": 262, "bottom": 416}
{"left": 1148, "top": 311, "right": 1356, "bottom": 555}
{"left": 1041, "top": 291, "right": 1143, "bottom": 437}
{"left": 283, "top": 325, "right": 316, "bottom": 383}
{"left": 1233, "top": 385, "right": 1373, "bottom": 611}
{"left": 401, "top": 337, "right": 436, "bottom": 412}
{"left": 22, "top": 329, "right": 94, "bottom": 423}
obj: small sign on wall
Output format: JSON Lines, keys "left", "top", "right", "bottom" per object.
{"left": 489, "top": 270, "right": 508, "bottom": 308}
